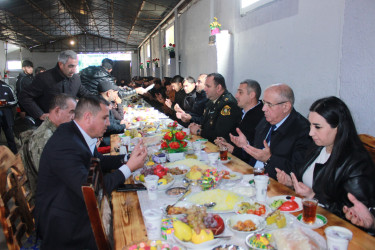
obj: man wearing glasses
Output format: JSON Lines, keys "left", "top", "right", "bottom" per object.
{"left": 232, "top": 83, "right": 311, "bottom": 179}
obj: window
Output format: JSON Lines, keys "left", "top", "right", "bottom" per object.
{"left": 7, "top": 61, "right": 22, "bottom": 70}
{"left": 147, "top": 43, "right": 151, "bottom": 58}
{"left": 77, "top": 53, "right": 131, "bottom": 71}
{"left": 165, "top": 25, "right": 174, "bottom": 46}
{"left": 241, "top": 0, "right": 276, "bottom": 15}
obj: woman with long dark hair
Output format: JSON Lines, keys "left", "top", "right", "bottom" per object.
{"left": 276, "top": 96, "right": 375, "bottom": 219}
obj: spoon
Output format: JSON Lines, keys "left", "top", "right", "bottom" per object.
{"left": 202, "top": 202, "right": 217, "bottom": 208}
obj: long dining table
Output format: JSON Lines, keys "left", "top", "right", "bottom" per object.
{"left": 110, "top": 134, "right": 375, "bottom": 249}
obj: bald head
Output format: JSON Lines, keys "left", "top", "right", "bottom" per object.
{"left": 262, "top": 83, "right": 294, "bottom": 125}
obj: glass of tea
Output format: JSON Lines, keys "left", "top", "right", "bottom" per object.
{"left": 253, "top": 167, "right": 265, "bottom": 176}
{"left": 219, "top": 145, "right": 228, "bottom": 161}
{"left": 302, "top": 198, "right": 318, "bottom": 224}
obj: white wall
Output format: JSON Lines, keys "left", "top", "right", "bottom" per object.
{"left": 31, "top": 52, "right": 61, "bottom": 70}
{"left": 339, "top": 0, "right": 375, "bottom": 134}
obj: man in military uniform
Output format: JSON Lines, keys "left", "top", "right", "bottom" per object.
{"left": 189, "top": 73, "right": 241, "bottom": 142}
{"left": 21, "top": 93, "right": 77, "bottom": 205}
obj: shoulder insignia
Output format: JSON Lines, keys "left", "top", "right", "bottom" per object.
{"left": 225, "top": 98, "right": 228, "bottom": 101}
{"left": 221, "top": 105, "right": 231, "bottom": 116}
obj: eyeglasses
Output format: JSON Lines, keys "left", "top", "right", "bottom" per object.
{"left": 262, "top": 100, "right": 288, "bottom": 108}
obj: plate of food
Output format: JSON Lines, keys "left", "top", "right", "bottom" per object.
{"left": 226, "top": 214, "right": 266, "bottom": 235}
{"left": 265, "top": 210, "right": 295, "bottom": 230}
{"left": 268, "top": 195, "right": 303, "bottom": 213}
{"left": 221, "top": 171, "right": 243, "bottom": 181}
{"left": 212, "top": 244, "right": 245, "bottom": 250}
{"left": 234, "top": 201, "right": 270, "bottom": 216}
{"left": 296, "top": 214, "right": 328, "bottom": 229}
{"left": 184, "top": 189, "right": 245, "bottom": 213}
{"left": 165, "top": 165, "right": 189, "bottom": 180}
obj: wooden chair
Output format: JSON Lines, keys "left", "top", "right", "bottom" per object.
{"left": 0, "top": 170, "right": 37, "bottom": 250}
{"left": 82, "top": 157, "right": 112, "bottom": 250}
{"left": 359, "top": 134, "right": 375, "bottom": 164}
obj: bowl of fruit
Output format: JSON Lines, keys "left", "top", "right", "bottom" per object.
{"left": 172, "top": 206, "right": 225, "bottom": 248}
{"left": 134, "top": 165, "right": 175, "bottom": 190}
{"left": 234, "top": 201, "right": 270, "bottom": 216}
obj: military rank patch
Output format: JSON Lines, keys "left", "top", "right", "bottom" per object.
{"left": 221, "top": 105, "right": 231, "bottom": 116}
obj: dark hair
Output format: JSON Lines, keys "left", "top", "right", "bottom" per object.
{"left": 171, "top": 75, "right": 184, "bottom": 84}
{"left": 102, "top": 58, "right": 114, "bottom": 66}
{"left": 35, "top": 66, "right": 46, "bottom": 75}
{"left": 154, "top": 78, "right": 162, "bottom": 86}
{"left": 309, "top": 96, "right": 368, "bottom": 192}
{"left": 240, "top": 79, "right": 261, "bottom": 100}
{"left": 49, "top": 93, "right": 76, "bottom": 111}
{"left": 22, "top": 60, "right": 33, "bottom": 68}
{"left": 102, "top": 62, "right": 112, "bottom": 70}
{"left": 163, "top": 77, "right": 172, "bottom": 86}
{"left": 207, "top": 73, "right": 226, "bottom": 89}
{"left": 75, "top": 96, "right": 109, "bottom": 119}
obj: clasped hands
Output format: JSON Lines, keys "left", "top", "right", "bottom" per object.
{"left": 276, "top": 169, "right": 315, "bottom": 198}
{"left": 188, "top": 123, "right": 201, "bottom": 135}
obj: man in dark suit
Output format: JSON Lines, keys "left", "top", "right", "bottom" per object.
{"left": 35, "top": 96, "right": 147, "bottom": 249}
{"left": 19, "top": 50, "right": 92, "bottom": 125}
{"left": 215, "top": 79, "right": 264, "bottom": 162}
{"left": 189, "top": 73, "right": 242, "bottom": 143}
{"left": 234, "top": 83, "right": 311, "bottom": 179}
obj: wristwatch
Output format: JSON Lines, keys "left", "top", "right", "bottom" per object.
{"left": 263, "top": 156, "right": 271, "bottom": 167}
{"left": 196, "top": 129, "right": 201, "bottom": 135}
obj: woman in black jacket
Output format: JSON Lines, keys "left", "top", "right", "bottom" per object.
{"left": 276, "top": 96, "right": 375, "bottom": 219}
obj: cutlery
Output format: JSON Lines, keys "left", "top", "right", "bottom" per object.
{"left": 166, "top": 184, "right": 191, "bottom": 213}
{"left": 214, "top": 235, "right": 231, "bottom": 239}
{"left": 265, "top": 205, "right": 282, "bottom": 220}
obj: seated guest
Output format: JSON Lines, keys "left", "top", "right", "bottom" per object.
{"left": 98, "top": 81, "right": 129, "bottom": 145}
{"left": 189, "top": 73, "right": 241, "bottom": 143}
{"left": 175, "top": 76, "right": 197, "bottom": 113}
{"left": 178, "top": 74, "right": 208, "bottom": 124}
{"left": 21, "top": 93, "right": 77, "bottom": 204}
{"left": 232, "top": 83, "right": 311, "bottom": 179}
{"left": 276, "top": 96, "right": 375, "bottom": 219}
{"left": 343, "top": 193, "right": 375, "bottom": 231}
{"left": 165, "top": 75, "right": 185, "bottom": 111}
{"left": 215, "top": 79, "right": 264, "bottom": 162}
{"left": 36, "top": 96, "right": 147, "bottom": 249}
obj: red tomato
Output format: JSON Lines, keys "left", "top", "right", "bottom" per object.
{"left": 247, "top": 209, "right": 254, "bottom": 214}
{"left": 259, "top": 206, "right": 266, "bottom": 215}
{"left": 280, "top": 200, "right": 299, "bottom": 211}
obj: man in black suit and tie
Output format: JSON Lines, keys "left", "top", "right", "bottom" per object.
{"left": 232, "top": 83, "right": 311, "bottom": 179}
{"left": 214, "top": 79, "right": 264, "bottom": 162}
{"left": 35, "top": 96, "right": 147, "bottom": 249}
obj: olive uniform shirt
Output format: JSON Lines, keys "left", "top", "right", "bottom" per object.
{"left": 201, "top": 90, "right": 242, "bottom": 143}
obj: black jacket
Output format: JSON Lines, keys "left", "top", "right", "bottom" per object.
{"left": 250, "top": 108, "right": 312, "bottom": 179}
{"left": 232, "top": 101, "right": 264, "bottom": 161}
{"left": 0, "top": 81, "right": 17, "bottom": 126}
{"left": 80, "top": 66, "right": 115, "bottom": 95}
{"left": 295, "top": 145, "right": 375, "bottom": 219}
{"left": 201, "top": 90, "right": 242, "bottom": 143}
{"left": 104, "top": 110, "right": 126, "bottom": 136}
{"left": 36, "top": 121, "right": 125, "bottom": 249}
{"left": 172, "top": 88, "right": 186, "bottom": 110}
{"left": 16, "top": 72, "right": 33, "bottom": 99}
{"left": 187, "top": 90, "right": 209, "bottom": 124}
{"left": 19, "top": 64, "right": 92, "bottom": 120}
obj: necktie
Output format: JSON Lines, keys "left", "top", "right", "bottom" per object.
{"left": 265, "top": 125, "right": 276, "bottom": 144}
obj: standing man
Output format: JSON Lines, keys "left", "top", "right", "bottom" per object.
{"left": 215, "top": 79, "right": 264, "bottom": 162}
{"left": 21, "top": 94, "right": 77, "bottom": 204}
{"left": 0, "top": 75, "right": 18, "bottom": 153}
{"left": 80, "top": 58, "right": 116, "bottom": 95}
{"left": 189, "top": 73, "right": 241, "bottom": 142}
{"left": 233, "top": 83, "right": 311, "bottom": 179}
{"left": 16, "top": 60, "right": 34, "bottom": 117}
{"left": 36, "top": 96, "right": 147, "bottom": 249}
{"left": 19, "top": 50, "right": 91, "bottom": 125}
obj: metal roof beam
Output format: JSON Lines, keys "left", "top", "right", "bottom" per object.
{"left": 24, "top": 0, "right": 71, "bottom": 36}
{"left": 0, "top": 22, "right": 41, "bottom": 44}
{"left": 83, "top": 0, "right": 99, "bottom": 35}
{"left": 127, "top": 1, "right": 146, "bottom": 45}
{"left": 58, "top": 0, "right": 88, "bottom": 34}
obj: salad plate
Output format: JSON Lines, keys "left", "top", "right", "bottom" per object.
{"left": 268, "top": 195, "right": 303, "bottom": 213}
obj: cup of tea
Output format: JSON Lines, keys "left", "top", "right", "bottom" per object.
{"left": 0, "top": 99, "right": 7, "bottom": 107}
{"left": 302, "top": 198, "right": 318, "bottom": 224}
{"left": 219, "top": 145, "right": 228, "bottom": 161}
{"left": 253, "top": 167, "right": 265, "bottom": 176}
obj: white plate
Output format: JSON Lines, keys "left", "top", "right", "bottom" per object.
{"left": 265, "top": 212, "right": 295, "bottom": 230}
{"left": 296, "top": 213, "right": 328, "bottom": 229}
{"left": 267, "top": 195, "right": 303, "bottom": 213}
{"left": 226, "top": 214, "right": 266, "bottom": 235}
{"left": 222, "top": 171, "right": 243, "bottom": 181}
{"left": 157, "top": 177, "right": 175, "bottom": 190}
{"left": 220, "top": 157, "right": 232, "bottom": 164}
{"left": 171, "top": 233, "right": 223, "bottom": 249}
{"left": 233, "top": 201, "right": 271, "bottom": 217}
{"left": 165, "top": 164, "right": 190, "bottom": 180}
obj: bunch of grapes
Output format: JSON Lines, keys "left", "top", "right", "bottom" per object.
{"left": 203, "top": 213, "right": 218, "bottom": 228}
{"left": 185, "top": 206, "right": 207, "bottom": 233}
{"left": 140, "top": 166, "right": 154, "bottom": 176}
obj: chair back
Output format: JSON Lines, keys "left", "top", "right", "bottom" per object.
{"left": 82, "top": 157, "right": 112, "bottom": 250}
{"left": 359, "top": 134, "right": 375, "bottom": 164}
{"left": 0, "top": 170, "right": 35, "bottom": 250}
